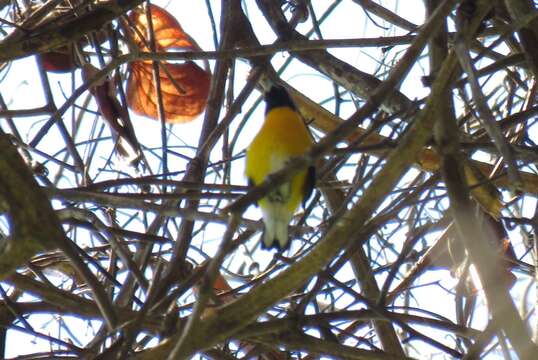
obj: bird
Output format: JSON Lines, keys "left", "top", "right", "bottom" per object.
{"left": 246, "top": 85, "right": 315, "bottom": 250}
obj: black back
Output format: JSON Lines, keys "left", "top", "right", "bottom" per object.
{"left": 265, "top": 85, "right": 297, "bottom": 114}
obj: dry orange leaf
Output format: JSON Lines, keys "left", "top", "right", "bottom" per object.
{"left": 127, "top": 5, "right": 211, "bottom": 123}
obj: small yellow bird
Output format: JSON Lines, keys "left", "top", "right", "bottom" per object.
{"left": 246, "top": 85, "right": 315, "bottom": 250}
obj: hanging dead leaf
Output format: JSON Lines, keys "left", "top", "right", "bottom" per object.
{"left": 127, "top": 61, "right": 210, "bottom": 122}
{"left": 82, "top": 64, "right": 142, "bottom": 164}
{"left": 127, "top": 5, "right": 211, "bottom": 123}
{"left": 389, "top": 211, "right": 518, "bottom": 301}
{"left": 39, "top": 28, "right": 108, "bottom": 73}
{"left": 40, "top": 47, "right": 78, "bottom": 73}
{"left": 129, "top": 4, "right": 198, "bottom": 52}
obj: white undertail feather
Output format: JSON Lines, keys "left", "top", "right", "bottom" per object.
{"left": 262, "top": 205, "right": 291, "bottom": 249}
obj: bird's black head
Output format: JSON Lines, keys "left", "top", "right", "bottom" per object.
{"left": 264, "top": 85, "right": 297, "bottom": 114}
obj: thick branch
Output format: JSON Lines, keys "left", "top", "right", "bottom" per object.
{"left": 0, "top": 0, "right": 145, "bottom": 62}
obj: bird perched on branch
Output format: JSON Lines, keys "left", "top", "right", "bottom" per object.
{"left": 246, "top": 85, "right": 315, "bottom": 250}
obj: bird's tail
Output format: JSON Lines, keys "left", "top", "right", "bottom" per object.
{"left": 262, "top": 210, "right": 290, "bottom": 250}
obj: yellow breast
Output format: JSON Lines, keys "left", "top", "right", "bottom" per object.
{"left": 246, "top": 107, "right": 312, "bottom": 185}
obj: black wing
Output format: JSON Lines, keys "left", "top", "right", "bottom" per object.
{"left": 248, "top": 177, "right": 259, "bottom": 207}
{"left": 302, "top": 166, "right": 316, "bottom": 208}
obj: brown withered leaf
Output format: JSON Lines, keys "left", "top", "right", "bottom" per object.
{"left": 128, "top": 61, "right": 210, "bottom": 122}
{"left": 82, "top": 64, "right": 142, "bottom": 164}
{"left": 127, "top": 4, "right": 211, "bottom": 123}
{"left": 40, "top": 47, "right": 78, "bottom": 73}
{"left": 39, "top": 29, "right": 108, "bottom": 73}
{"left": 447, "top": 212, "right": 517, "bottom": 292}
{"left": 128, "top": 4, "right": 197, "bottom": 52}
{"left": 390, "top": 211, "right": 518, "bottom": 300}
{"left": 193, "top": 269, "right": 235, "bottom": 307}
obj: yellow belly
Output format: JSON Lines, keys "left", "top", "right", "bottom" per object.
{"left": 246, "top": 106, "right": 312, "bottom": 212}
